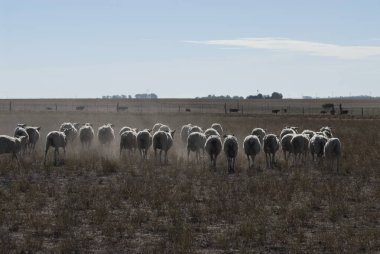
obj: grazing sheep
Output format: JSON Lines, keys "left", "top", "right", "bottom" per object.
{"left": 281, "top": 133, "right": 295, "bottom": 161}
{"left": 79, "top": 123, "right": 94, "bottom": 148}
{"left": 205, "top": 135, "right": 222, "bottom": 168}
{"left": 59, "top": 122, "right": 78, "bottom": 143}
{"left": 243, "top": 135, "right": 261, "bottom": 168}
{"left": 309, "top": 134, "right": 328, "bottom": 161}
{"left": 301, "top": 130, "right": 316, "bottom": 140}
{"left": 0, "top": 135, "right": 27, "bottom": 165}
{"left": 223, "top": 135, "right": 238, "bottom": 174}
{"left": 25, "top": 126, "right": 41, "bottom": 152}
{"left": 251, "top": 128, "right": 266, "bottom": 144}
{"left": 291, "top": 134, "right": 310, "bottom": 164}
{"left": 44, "top": 130, "right": 68, "bottom": 166}
{"left": 211, "top": 123, "right": 223, "bottom": 136}
{"left": 153, "top": 130, "right": 176, "bottom": 164}
{"left": 120, "top": 131, "right": 137, "bottom": 157}
{"left": 14, "top": 126, "right": 29, "bottom": 153}
{"left": 152, "top": 123, "right": 164, "bottom": 133}
{"left": 119, "top": 126, "right": 138, "bottom": 135}
{"left": 187, "top": 132, "right": 206, "bottom": 161}
{"left": 180, "top": 124, "right": 193, "bottom": 145}
{"left": 98, "top": 124, "right": 115, "bottom": 146}
{"left": 136, "top": 129, "right": 152, "bottom": 160}
{"left": 204, "top": 128, "right": 220, "bottom": 138}
{"left": 263, "top": 134, "right": 280, "bottom": 169}
{"left": 189, "top": 126, "right": 203, "bottom": 134}
{"left": 324, "top": 138, "right": 342, "bottom": 172}
{"left": 280, "top": 127, "right": 297, "bottom": 139}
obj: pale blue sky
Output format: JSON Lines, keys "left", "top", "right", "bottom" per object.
{"left": 1, "top": 0, "right": 380, "bottom": 98}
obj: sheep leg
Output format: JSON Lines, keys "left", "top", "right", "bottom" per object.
{"left": 265, "top": 153, "right": 269, "bottom": 169}
{"left": 232, "top": 158, "right": 235, "bottom": 173}
{"left": 54, "top": 148, "right": 58, "bottom": 166}
{"left": 187, "top": 148, "right": 190, "bottom": 162}
{"left": 247, "top": 155, "right": 250, "bottom": 169}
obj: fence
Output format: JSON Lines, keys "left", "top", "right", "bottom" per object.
{"left": 1, "top": 99, "right": 380, "bottom": 117}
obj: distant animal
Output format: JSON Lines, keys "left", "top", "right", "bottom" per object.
{"left": 272, "top": 109, "right": 280, "bottom": 114}
{"left": 76, "top": 106, "right": 85, "bottom": 111}
{"left": 229, "top": 108, "right": 239, "bottom": 113}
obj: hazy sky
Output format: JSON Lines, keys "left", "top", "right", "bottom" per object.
{"left": 1, "top": 0, "right": 380, "bottom": 98}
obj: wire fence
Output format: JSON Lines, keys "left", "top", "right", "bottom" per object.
{"left": 1, "top": 99, "right": 380, "bottom": 117}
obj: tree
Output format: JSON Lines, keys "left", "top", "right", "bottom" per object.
{"left": 271, "top": 92, "right": 283, "bottom": 99}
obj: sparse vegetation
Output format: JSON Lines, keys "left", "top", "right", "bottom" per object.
{"left": 0, "top": 110, "right": 379, "bottom": 252}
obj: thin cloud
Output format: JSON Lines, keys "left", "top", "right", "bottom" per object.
{"left": 187, "top": 38, "right": 380, "bottom": 59}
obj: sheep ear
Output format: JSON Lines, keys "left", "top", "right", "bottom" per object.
{"left": 37, "top": 127, "right": 41, "bottom": 131}
{"left": 223, "top": 134, "right": 228, "bottom": 138}
{"left": 147, "top": 129, "right": 152, "bottom": 133}
{"left": 110, "top": 124, "right": 115, "bottom": 127}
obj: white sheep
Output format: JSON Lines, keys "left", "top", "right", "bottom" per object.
{"left": 290, "top": 134, "right": 310, "bottom": 164}
{"left": 153, "top": 130, "right": 176, "bottom": 164}
{"left": 152, "top": 123, "right": 164, "bottom": 133}
{"left": 44, "top": 130, "right": 67, "bottom": 166}
{"left": 243, "top": 135, "right": 261, "bottom": 169}
{"left": 204, "top": 135, "right": 222, "bottom": 168}
{"left": 159, "top": 125, "right": 171, "bottom": 133}
{"left": 79, "top": 123, "right": 94, "bottom": 148}
{"left": 188, "top": 126, "right": 203, "bottom": 134}
{"left": 223, "top": 135, "right": 238, "bottom": 174}
{"left": 281, "top": 133, "right": 295, "bottom": 161}
{"left": 187, "top": 132, "right": 206, "bottom": 161}
{"left": 25, "top": 126, "right": 41, "bottom": 152}
{"left": 136, "top": 129, "right": 153, "bottom": 160}
{"left": 0, "top": 135, "right": 27, "bottom": 166}
{"left": 309, "top": 134, "right": 328, "bottom": 162}
{"left": 59, "top": 122, "right": 78, "bottom": 143}
{"left": 301, "top": 130, "right": 316, "bottom": 140}
{"left": 120, "top": 130, "right": 137, "bottom": 157}
{"left": 251, "top": 128, "right": 266, "bottom": 144}
{"left": 263, "top": 134, "right": 280, "bottom": 169}
{"left": 119, "top": 126, "right": 138, "bottom": 135}
{"left": 97, "top": 124, "right": 115, "bottom": 146}
{"left": 14, "top": 126, "right": 29, "bottom": 153}
{"left": 204, "top": 128, "right": 220, "bottom": 138}
{"left": 280, "top": 127, "right": 297, "bottom": 139}
{"left": 210, "top": 123, "right": 223, "bottom": 136}
{"left": 324, "top": 138, "right": 342, "bottom": 172}
{"left": 180, "top": 124, "right": 193, "bottom": 145}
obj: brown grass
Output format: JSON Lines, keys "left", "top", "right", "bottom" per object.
{"left": 0, "top": 110, "right": 379, "bottom": 253}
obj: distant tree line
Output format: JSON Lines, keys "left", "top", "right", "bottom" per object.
{"left": 102, "top": 93, "right": 158, "bottom": 99}
{"left": 195, "top": 95, "right": 245, "bottom": 100}
{"left": 246, "top": 92, "right": 283, "bottom": 99}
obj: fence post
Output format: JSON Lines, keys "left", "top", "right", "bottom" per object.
{"left": 9, "top": 101, "right": 12, "bottom": 112}
{"left": 362, "top": 108, "right": 364, "bottom": 117}
{"left": 302, "top": 107, "right": 305, "bottom": 115}
{"left": 178, "top": 106, "right": 180, "bottom": 113}
{"left": 116, "top": 102, "right": 119, "bottom": 112}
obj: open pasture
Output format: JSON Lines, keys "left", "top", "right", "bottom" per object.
{"left": 0, "top": 109, "right": 379, "bottom": 252}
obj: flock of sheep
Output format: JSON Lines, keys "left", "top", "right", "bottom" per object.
{"left": 0, "top": 121, "right": 342, "bottom": 173}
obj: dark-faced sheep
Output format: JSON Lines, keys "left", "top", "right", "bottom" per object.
{"left": 120, "top": 130, "right": 137, "bottom": 157}
{"left": 309, "top": 134, "right": 328, "bottom": 162}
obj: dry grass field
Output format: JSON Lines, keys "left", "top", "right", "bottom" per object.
{"left": 0, "top": 109, "right": 379, "bottom": 253}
